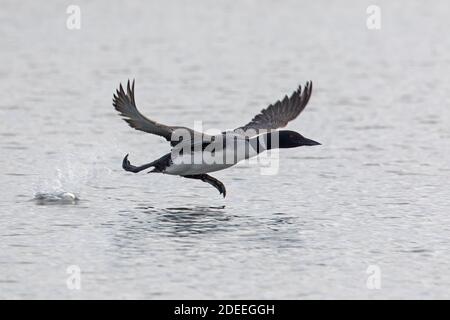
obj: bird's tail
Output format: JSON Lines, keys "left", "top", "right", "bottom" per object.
{"left": 146, "top": 153, "right": 172, "bottom": 173}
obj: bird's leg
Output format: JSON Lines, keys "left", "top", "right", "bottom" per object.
{"left": 122, "top": 154, "right": 155, "bottom": 173}
{"left": 183, "top": 174, "right": 227, "bottom": 198}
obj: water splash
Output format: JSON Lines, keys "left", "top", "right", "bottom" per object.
{"left": 31, "top": 150, "right": 113, "bottom": 204}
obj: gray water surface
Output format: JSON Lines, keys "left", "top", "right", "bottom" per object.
{"left": 1, "top": 0, "right": 450, "bottom": 299}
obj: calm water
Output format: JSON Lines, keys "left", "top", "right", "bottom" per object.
{"left": 1, "top": 0, "right": 450, "bottom": 299}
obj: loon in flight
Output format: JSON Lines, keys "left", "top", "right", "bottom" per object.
{"left": 113, "top": 80, "right": 320, "bottom": 197}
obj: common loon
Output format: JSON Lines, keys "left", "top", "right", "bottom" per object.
{"left": 113, "top": 80, "right": 320, "bottom": 197}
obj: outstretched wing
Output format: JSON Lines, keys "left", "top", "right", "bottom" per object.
{"left": 113, "top": 80, "right": 209, "bottom": 146}
{"left": 234, "top": 81, "right": 313, "bottom": 135}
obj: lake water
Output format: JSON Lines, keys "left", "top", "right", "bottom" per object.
{"left": 1, "top": 0, "right": 449, "bottom": 299}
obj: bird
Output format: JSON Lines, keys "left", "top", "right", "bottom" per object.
{"left": 113, "top": 80, "right": 320, "bottom": 197}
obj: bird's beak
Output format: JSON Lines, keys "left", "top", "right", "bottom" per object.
{"left": 302, "top": 138, "right": 321, "bottom": 146}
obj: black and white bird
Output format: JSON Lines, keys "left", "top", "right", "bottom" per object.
{"left": 113, "top": 80, "right": 320, "bottom": 197}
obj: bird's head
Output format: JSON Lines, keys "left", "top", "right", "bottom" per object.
{"left": 277, "top": 130, "right": 321, "bottom": 148}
